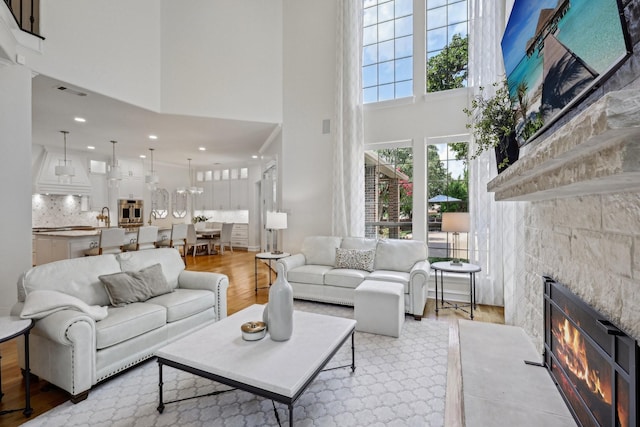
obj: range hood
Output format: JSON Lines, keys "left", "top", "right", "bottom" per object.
{"left": 33, "top": 146, "right": 92, "bottom": 196}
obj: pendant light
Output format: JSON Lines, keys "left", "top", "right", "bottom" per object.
{"left": 107, "top": 140, "right": 122, "bottom": 187}
{"left": 145, "top": 148, "right": 159, "bottom": 190}
{"left": 176, "top": 157, "right": 187, "bottom": 194}
{"left": 55, "top": 130, "right": 75, "bottom": 183}
{"left": 187, "top": 158, "right": 203, "bottom": 194}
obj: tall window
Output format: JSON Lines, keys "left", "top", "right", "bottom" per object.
{"left": 427, "top": 142, "right": 468, "bottom": 261}
{"left": 362, "top": 0, "right": 413, "bottom": 103}
{"left": 426, "top": 0, "right": 468, "bottom": 93}
{"left": 364, "top": 147, "right": 413, "bottom": 239}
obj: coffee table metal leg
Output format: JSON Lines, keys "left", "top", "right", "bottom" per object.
{"left": 469, "top": 273, "right": 474, "bottom": 320}
{"left": 350, "top": 332, "right": 356, "bottom": 372}
{"left": 289, "top": 404, "right": 294, "bottom": 427}
{"left": 157, "top": 360, "right": 165, "bottom": 413}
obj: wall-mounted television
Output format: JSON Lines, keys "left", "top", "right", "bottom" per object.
{"left": 501, "top": 0, "right": 632, "bottom": 145}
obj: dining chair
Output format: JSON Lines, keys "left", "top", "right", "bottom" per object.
{"left": 185, "top": 224, "right": 211, "bottom": 258}
{"left": 212, "top": 223, "right": 234, "bottom": 254}
{"left": 84, "top": 227, "right": 125, "bottom": 256}
{"left": 123, "top": 226, "right": 158, "bottom": 251}
{"left": 156, "top": 223, "right": 188, "bottom": 257}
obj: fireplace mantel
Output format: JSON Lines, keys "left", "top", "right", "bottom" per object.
{"left": 488, "top": 89, "right": 640, "bottom": 201}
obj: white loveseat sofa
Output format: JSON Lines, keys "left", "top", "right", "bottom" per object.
{"left": 276, "top": 236, "right": 430, "bottom": 319}
{"left": 10, "top": 248, "right": 228, "bottom": 402}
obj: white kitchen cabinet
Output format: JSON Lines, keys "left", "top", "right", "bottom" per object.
{"left": 34, "top": 236, "right": 69, "bottom": 265}
{"left": 212, "top": 180, "right": 230, "bottom": 210}
{"left": 229, "top": 179, "right": 248, "bottom": 210}
{"left": 230, "top": 223, "right": 249, "bottom": 248}
{"left": 89, "top": 172, "right": 108, "bottom": 210}
{"left": 118, "top": 159, "right": 144, "bottom": 199}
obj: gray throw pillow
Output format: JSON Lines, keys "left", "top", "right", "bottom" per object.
{"left": 99, "top": 264, "right": 172, "bottom": 307}
{"left": 335, "top": 248, "right": 376, "bottom": 272}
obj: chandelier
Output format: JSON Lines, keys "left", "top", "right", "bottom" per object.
{"left": 107, "top": 140, "right": 122, "bottom": 187}
{"left": 145, "top": 148, "right": 159, "bottom": 190}
{"left": 55, "top": 130, "right": 75, "bottom": 183}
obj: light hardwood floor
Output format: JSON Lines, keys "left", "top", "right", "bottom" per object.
{"left": 0, "top": 250, "right": 503, "bottom": 426}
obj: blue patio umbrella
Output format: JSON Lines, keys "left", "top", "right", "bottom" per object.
{"left": 428, "top": 194, "right": 461, "bottom": 203}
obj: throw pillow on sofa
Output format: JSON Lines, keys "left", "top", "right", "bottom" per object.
{"left": 99, "top": 263, "right": 173, "bottom": 307}
{"left": 335, "top": 248, "right": 376, "bottom": 272}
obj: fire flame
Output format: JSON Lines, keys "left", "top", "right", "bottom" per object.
{"left": 553, "top": 318, "right": 612, "bottom": 405}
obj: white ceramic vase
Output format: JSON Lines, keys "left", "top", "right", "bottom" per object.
{"left": 263, "top": 263, "right": 293, "bottom": 341}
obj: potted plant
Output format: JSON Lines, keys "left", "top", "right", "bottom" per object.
{"left": 464, "top": 79, "right": 540, "bottom": 173}
{"left": 192, "top": 214, "right": 209, "bottom": 230}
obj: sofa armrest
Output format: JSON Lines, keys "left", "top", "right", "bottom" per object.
{"left": 276, "top": 253, "right": 306, "bottom": 276}
{"left": 408, "top": 260, "right": 431, "bottom": 319}
{"left": 25, "top": 310, "right": 97, "bottom": 397}
{"left": 178, "top": 270, "right": 229, "bottom": 320}
{"left": 32, "top": 309, "right": 96, "bottom": 346}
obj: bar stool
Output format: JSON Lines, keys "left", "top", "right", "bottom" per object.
{"left": 155, "top": 223, "right": 188, "bottom": 256}
{"left": 85, "top": 228, "right": 125, "bottom": 256}
{"left": 123, "top": 226, "right": 158, "bottom": 251}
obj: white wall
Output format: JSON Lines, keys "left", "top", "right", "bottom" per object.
{"left": 0, "top": 64, "right": 32, "bottom": 315}
{"left": 281, "top": 0, "right": 337, "bottom": 252}
{"left": 20, "top": 0, "right": 162, "bottom": 111}
{"left": 160, "top": 0, "right": 283, "bottom": 123}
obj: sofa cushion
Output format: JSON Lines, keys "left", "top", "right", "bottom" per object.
{"left": 96, "top": 302, "right": 166, "bottom": 349}
{"left": 324, "top": 269, "right": 369, "bottom": 289}
{"left": 374, "top": 239, "right": 427, "bottom": 272}
{"left": 341, "top": 237, "right": 378, "bottom": 251}
{"left": 19, "top": 255, "right": 120, "bottom": 306}
{"left": 99, "top": 264, "right": 173, "bottom": 307}
{"left": 301, "top": 236, "right": 342, "bottom": 266}
{"left": 117, "top": 248, "right": 185, "bottom": 289}
{"left": 367, "top": 270, "right": 410, "bottom": 293}
{"left": 335, "top": 248, "right": 375, "bottom": 272}
{"left": 287, "top": 265, "right": 333, "bottom": 285}
{"left": 146, "top": 289, "right": 215, "bottom": 323}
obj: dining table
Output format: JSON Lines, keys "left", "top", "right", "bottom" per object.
{"left": 196, "top": 228, "right": 221, "bottom": 255}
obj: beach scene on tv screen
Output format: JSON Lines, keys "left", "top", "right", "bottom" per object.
{"left": 501, "top": 0, "right": 628, "bottom": 140}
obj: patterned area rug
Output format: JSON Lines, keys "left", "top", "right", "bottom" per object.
{"left": 22, "top": 301, "right": 449, "bottom": 427}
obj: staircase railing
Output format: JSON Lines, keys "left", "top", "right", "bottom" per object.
{"left": 3, "top": 0, "right": 43, "bottom": 39}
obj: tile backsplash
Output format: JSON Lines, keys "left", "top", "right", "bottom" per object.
{"left": 32, "top": 195, "right": 100, "bottom": 228}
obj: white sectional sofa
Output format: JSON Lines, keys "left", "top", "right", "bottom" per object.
{"left": 10, "top": 248, "right": 228, "bottom": 403}
{"left": 276, "top": 236, "right": 430, "bottom": 319}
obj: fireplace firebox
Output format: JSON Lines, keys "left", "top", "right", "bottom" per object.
{"left": 543, "top": 277, "right": 638, "bottom": 427}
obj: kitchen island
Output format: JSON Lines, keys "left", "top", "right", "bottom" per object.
{"left": 32, "top": 227, "right": 172, "bottom": 266}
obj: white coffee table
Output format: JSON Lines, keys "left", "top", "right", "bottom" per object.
{"left": 155, "top": 304, "right": 356, "bottom": 426}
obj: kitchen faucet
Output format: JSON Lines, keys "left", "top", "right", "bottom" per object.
{"left": 97, "top": 206, "right": 111, "bottom": 228}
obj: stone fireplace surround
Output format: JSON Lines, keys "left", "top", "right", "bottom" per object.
{"left": 488, "top": 87, "right": 640, "bottom": 353}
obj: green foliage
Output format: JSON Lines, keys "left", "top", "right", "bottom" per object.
{"left": 464, "top": 79, "right": 545, "bottom": 163}
{"left": 192, "top": 215, "right": 208, "bottom": 223}
{"left": 427, "top": 34, "right": 468, "bottom": 93}
{"left": 464, "top": 80, "right": 517, "bottom": 159}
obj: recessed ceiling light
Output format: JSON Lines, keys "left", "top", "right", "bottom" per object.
{"left": 87, "top": 146, "right": 95, "bottom": 150}
{"left": 74, "top": 117, "right": 86, "bottom": 122}
{"left": 149, "top": 135, "right": 158, "bottom": 140}
{"left": 140, "top": 155, "right": 146, "bottom": 159}
{"left": 252, "top": 155, "right": 258, "bottom": 159}
{"left": 199, "top": 147, "right": 206, "bottom": 151}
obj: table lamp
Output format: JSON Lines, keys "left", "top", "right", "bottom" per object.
{"left": 441, "top": 212, "right": 470, "bottom": 266}
{"left": 266, "top": 211, "right": 287, "bottom": 254}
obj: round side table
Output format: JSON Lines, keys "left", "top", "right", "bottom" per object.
{"left": 0, "top": 316, "right": 34, "bottom": 417}
{"left": 254, "top": 252, "right": 291, "bottom": 293}
{"left": 431, "top": 261, "right": 481, "bottom": 320}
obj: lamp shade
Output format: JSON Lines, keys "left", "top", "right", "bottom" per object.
{"left": 266, "top": 211, "right": 287, "bottom": 230}
{"left": 441, "top": 212, "right": 470, "bottom": 233}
